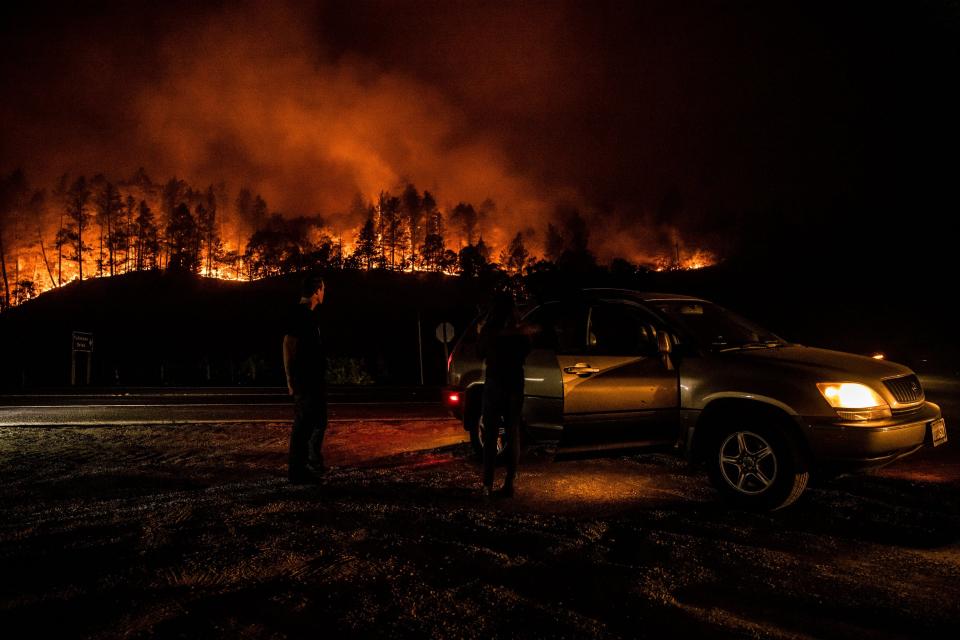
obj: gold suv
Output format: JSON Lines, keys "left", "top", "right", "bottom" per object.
{"left": 446, "top": 289, "right": 946, "bottom": 510}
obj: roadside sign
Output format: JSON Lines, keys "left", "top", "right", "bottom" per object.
{"left": 435, "top": 322, "right": 455, "bottom": 343}
{"left": 71, "top": 331, "right": 94, "bottom": 385}
{"left": 72, "top": 331, "right": 94, "bottom": 352}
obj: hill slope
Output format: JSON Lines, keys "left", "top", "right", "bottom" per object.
{"left": 0, "top": 270, "right": 482, "bottom": 388}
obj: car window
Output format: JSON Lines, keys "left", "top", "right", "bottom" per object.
{"left": 652, "top": 300, "right": 782, "bottom": 351}
{"left": 522, "top": 302, "right": 588, "bottom": 353}
{"left": 587, "top": 303, "right": 660, "bottom": 356}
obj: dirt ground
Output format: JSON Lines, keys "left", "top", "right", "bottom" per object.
{"left": 1, "top": 414, "right": 958, "bottom": 639}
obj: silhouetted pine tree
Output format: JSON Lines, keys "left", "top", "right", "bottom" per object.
{"left": 419, "top": 204, "right": 447, "bottom": 272}
{"left": 353, "top": 214, "right": 378, "bottom": 271}
{"left": 545, "top": 222, "right": 564, "bottom": 262}
{"left": 92, "top": 175, "right": 122, "bottom": 276}
{"left": 400, "top": 183, "right": 424, "bottom": 269}
{"left": 377, "top": 192, "right": 404, "bottom": 269}
{"left": 117, "top": 195, "right": 136, "bottom": 274}
{"left": 198, "top": 186, "right": 222, "bottom": 276}
{"left": 160, "top": 178, "right": 189, "bottom": 269}
{"left": 458, "top": 240, "right": 490, "bottom": 278}
{"left": 30, "top": 190, "right": 57, "bottom": 289}
{"left": 0, "top": 170, "right": 29, "bottom": 308}
{"left": 134, "top": 200, "right": 160, "bottom": 271}
{"left": 450, "top": 202, "right": 479, "bottom": 247}
{"left": 166, "top": 203, "right": 201, "bottom": 273}
{"left": 500, "top": 232, "right": 530, "bottom": 276}
{"left": 59, "top": 176, "right": 92, "bottom": 282}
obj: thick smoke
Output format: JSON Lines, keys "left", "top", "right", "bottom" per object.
{"left": 132, "top": 3, "right": 555, "bottom": 252}
{"left": 5, "top": 0, "right": 858, "bottom": 263}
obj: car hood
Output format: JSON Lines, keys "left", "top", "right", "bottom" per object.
{"left": 725, "top": 345, "right": 913, "bottom": 380}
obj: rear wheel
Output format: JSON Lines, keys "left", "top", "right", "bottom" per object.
{"left": 707, "top": 421, "right": 808, "bottom": 510}
{"left": 469, "top": 413, "right": 505, "bottom": 458}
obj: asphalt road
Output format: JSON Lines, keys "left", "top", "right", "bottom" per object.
{"left": 0, "top": 387, "right": 449, "bottom": 426}
{"left": 1, "top": 376, "right": 956, "bottom": 428}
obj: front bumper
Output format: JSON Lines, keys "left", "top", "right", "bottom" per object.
{"left": 804, "top": 401, "right": 945, "bottom": 466}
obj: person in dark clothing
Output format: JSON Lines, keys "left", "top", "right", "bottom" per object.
{"left": 477, "top": 292, "right": 533, "bottom": 498}
{"left": 283, "top": 274, "right": 327, "bottom": 484}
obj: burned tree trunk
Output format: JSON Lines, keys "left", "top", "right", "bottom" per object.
{"left": 0, "top": 226, "right": 10, "bottom": 310}
{"left": 37, "top": 231, "right": 57, "bottom": 289}
{"left": 57, "top": 212, "right": 63, "bottom": 286}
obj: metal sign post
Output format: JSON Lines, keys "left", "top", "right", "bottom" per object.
{"left": 71, "top": 331, "right": 93, "bottom": 386}
{"left": 435, "top": 322, "right": 455, "bottom": 374}
{"left": 417, "top": 312, "right": 424, "bottom": 386}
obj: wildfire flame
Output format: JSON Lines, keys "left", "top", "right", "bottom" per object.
{"left": 0, "top": 172, "right": 716, "bottom": 309}
{"left": 653, "top": 248, "right": 717, "bottom": 272}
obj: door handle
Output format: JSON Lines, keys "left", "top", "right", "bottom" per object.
{"left": 563, "top": 363, "right": 600, "bottom": 375}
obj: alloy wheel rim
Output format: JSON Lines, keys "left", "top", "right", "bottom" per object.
{"left": 719, "top": 430, "right": 778, "bottom": 495}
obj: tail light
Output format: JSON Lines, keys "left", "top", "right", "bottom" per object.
{"left": 445, "top": 392, "right": 460, "bottom": 406}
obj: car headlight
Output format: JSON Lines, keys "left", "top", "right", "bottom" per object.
{"left": 816, "top": 382, "right": 891, "bottom": 420}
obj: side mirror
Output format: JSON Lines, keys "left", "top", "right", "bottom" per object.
{"left": 657, "top": 331, "right": 673, "bottom": 355}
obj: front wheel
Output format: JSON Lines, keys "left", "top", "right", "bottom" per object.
{"left": 707, "top": 422, "right": 809, "bottom": 511}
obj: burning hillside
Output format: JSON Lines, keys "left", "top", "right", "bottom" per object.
{"left": 0, "top": 2, "right": 736, "bottom": 311}
{"left": 0, "top": 169, "right": 715, "bottom": 309}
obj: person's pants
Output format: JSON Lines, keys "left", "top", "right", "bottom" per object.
{"left": 481, "top": 376, "right": 523, "bottom": 488}
{"left": 290, "top": 389, "right": 328, "bottom": 475}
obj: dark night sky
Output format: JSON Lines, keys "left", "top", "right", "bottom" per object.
{"left": 1, "top": 0, "right": 958, "bottom": 268}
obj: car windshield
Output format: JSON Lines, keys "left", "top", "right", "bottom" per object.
{"left": 651, "top": 300, "right": 785, "bottom": 352}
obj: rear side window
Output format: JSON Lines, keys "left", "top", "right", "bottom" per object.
{"left": 523, "top": 302, "right": 588, "bottom": 353}
{"left": 587, "top": 303, "right": 661, "bottom": 356}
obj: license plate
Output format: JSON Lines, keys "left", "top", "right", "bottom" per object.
{"left": 930, "top": 418, "right": 947, "bottom": 447}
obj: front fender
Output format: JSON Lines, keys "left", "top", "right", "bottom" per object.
{"left": 680, "top": 355, "right": 834, "bottom": 419}
{"left": 699, "top": 391, "right": 800, "bottom": 417}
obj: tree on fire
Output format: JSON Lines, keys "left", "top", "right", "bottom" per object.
{"left": 419, "top": 204, "right": 456, "bottom": 272}
{"left": 91, "top": 175, "right": 123, "bottom": 278}
{"left": 352, "top": 214, "right": 378, "bottom": 271}
{"left": 116, "top": 195, "right": 136, "bottom": 274}
{"left": 0, "top": 183, "right": 47, "bottom": 303}
{"left": 377, "top": 192, "right": 405, "bottom": 270}
{"left": 198, "top": 186, "right": 223, "bottom": 277}
{"left": 0, "top": 169, "right": 29, "bottom": 310}
{"left": 450, "top": 202, "right": 479, "bottom": 248}
{"left": 244, "top": 214, "right": 335, "bottom": 278}
{"left": 545, "top": 222, "right": 564, "bottom": 263}
{"left": 244, "top": 222, "right": 292, "bottom": 278}
{"left": 0, "top": 168, "right": 671, "bottom": 315}
{"left": 57, "top": 176, "right": 93, "bottom": 283}
{"left": 30, "top": 190, "right": 57, "bottom": 291}
{"left": 500, "top": 232, "right": 531, "bottom": 276}
{"left": 166, "top": 203, "right": 201, "bottom": 273}
{"left": 236, "top": 189, "right": 268, "bottom": 236}
{"left": 133, "top": 200, "right": 160, "bottom": 272}
{"left": 12, "top": 278, "right": 37, "bottom": 305}
{"left": 400, "top": 184, "right": 424, "bottom": 270}
{"left": 458, "top": 238, "right": 491, "bottom": 278}
{"left": 544, "top": 206, "right": 597, "bottom": 273}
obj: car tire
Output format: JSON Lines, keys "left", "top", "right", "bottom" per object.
{"left": 707, "top": 420, "right": 809, "bottom": 511}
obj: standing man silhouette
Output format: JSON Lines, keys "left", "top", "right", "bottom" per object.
{"left": 283, "top": 274, "right": 327, "bottom": 484}
{"left": 477, "top": 292, "right": 532, "bottom": 498}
